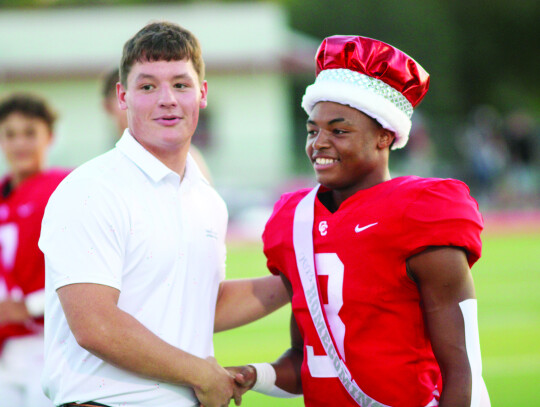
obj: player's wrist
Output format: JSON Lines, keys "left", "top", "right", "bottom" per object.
{"left": 249, "top": 363, "right": 300, "bottom": 398}
{"left": 249, "top": 363, "right": 273, "bottom": 392}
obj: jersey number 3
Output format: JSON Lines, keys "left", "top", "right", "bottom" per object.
{"left": 306, "top": 253, "right": 346, "bottom": 378}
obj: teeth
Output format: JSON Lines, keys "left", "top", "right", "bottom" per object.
{"left": 315, "top": 157, "right": 335, "bottom": 165}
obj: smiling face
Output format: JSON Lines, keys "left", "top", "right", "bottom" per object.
{"left": 0, "top": 112, "right": 52, "bottom": 184}
{"left": 306, "top": 101, "right": 394, "bottom": 204}
{"left": 117, "top": 59, "right": 207, "bottom": 165}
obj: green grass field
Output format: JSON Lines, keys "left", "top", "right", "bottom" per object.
{"left": 214, "top": 232, "right": 540, "bottom": 406}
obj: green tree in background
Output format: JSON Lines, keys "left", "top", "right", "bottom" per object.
{"left": 2, "top": 0, "right": 538, "bottom": 190}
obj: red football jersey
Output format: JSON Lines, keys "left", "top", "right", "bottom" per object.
{"left": 263, "top": 176, "right": 483, "bottom": 407}
{"left": 0, "top": 169, "right": 70, "bottom": 344}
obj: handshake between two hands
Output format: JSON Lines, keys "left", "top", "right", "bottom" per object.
{"left": 196, "top": 357, "right": 257, "bottom": 407}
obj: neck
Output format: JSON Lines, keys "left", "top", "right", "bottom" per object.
{"left": 10, "top": 168, "right": 42, "bottom": 189}
{"left": 149, "top": 146, "right": 189, "bottom": 179}
{"left": 131, "top": 133, "right": 191, "bottom": 179}
{"left": 330, "top": 167, "right": 391, "bottom": 211}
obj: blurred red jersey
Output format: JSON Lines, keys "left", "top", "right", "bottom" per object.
{"left": 263, "top": 176, "right": 483, "bottom": 407}
{"left": 0, "top": 169, "right": 70, "bottom": 345}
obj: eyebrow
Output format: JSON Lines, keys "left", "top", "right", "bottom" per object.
{"left": 134, "top": 73, "right": 192, "bottom": 82}
{"left": 306, "top": 118, "right": 349, "bottom": 126}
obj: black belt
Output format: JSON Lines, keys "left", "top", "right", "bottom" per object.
{"left": 59, "top": 402, "right": 110, "bottom": 407}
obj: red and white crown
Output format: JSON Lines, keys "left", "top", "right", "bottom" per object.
{"left": 302, "top": 35, "right": 430, "bottom": 149}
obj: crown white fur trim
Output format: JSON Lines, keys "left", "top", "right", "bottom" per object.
{"left": 302, "top": 71, "right": 413, "bottom": 149}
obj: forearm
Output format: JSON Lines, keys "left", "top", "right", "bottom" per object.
{"left": 75, "top": 305, "right": 209, "bottom": 389}
{"left": 272, "top": 347, "right": 303, "bottom": 394}
{"left": 214, "top": 275, "right": 288, "bottom": 332}
{"left": 59, "top": 283, "right": 212, "bottom": 391}
{"left": 438, "top": 367, "right": 472, "bottom": 407}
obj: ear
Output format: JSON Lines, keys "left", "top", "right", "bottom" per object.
{"left": 377, "top": 129, "right": 395, "bottom": 149}
{"left": 117, "top": 82, "right": 128, "bottom": 111}
{"left": 199, "top": 80, "right": 208, "bottom": 109}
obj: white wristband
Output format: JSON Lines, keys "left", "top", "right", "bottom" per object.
{"left": 250, "top": 363, "right": 300, "bottom": 398}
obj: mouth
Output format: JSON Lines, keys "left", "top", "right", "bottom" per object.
{"left": 154, "top": 115, "right": 181, "bottom": 126}
{"left": 312, "top": 156, "right": 338, "bottom": 170}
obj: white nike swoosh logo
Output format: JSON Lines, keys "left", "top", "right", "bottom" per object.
{"left": 355, "top": 222, "right": 378, "bottom": 233}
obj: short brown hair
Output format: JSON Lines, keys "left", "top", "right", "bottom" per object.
{"left": 0, "top": 93, "right": 57, "bottom": 132}
{"left": 120, "top": 21, "right": 205, "bottom": 86}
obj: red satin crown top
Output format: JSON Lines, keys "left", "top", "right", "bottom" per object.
{"left": 315, "top": 35, "right": 430, "bottom": 108}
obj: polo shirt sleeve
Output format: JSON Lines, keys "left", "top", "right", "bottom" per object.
{"left": 401, "top": 179, "right": 484, "bottom": 266}
{"left": 39, "top": 175, "right": 129, "bottom": 291}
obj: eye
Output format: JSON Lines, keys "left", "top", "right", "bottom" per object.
{"left": 141, "top": 84, "right": 154, "bottom": 91}
{"left": 174, "top": 83, "right": 188, "bottom": 89}
{"left": 307, "top": 129, "right": 318, "bottom": 138}
{"left": 331, "top": 128, "right": 349, "bottom": 138}
{"left": 25, "top": 129, "right": 36, "bottom": 138}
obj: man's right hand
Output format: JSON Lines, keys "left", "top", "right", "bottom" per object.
{"left": 194, "top": 356, "right": 237, "bottom": 407}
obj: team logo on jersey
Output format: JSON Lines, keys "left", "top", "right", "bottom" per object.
{"left": 319, "top": 221, "right": 328, "bottom": 236}
{"left": 355, "top": 222, "right": 378, "bottom": 233}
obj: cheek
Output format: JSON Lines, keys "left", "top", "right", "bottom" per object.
{"left": 36, "top": 137, "right": 52, "bottom": 153}
{"left": 305, "top": 138, "right": 313, "bottom": 155}
{"left": 128, "top": 96, "right": 154, "bottom": 115}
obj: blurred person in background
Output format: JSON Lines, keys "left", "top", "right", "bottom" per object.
{"left": 229, "top": 35, "right": 490, "bottom": 407}
{"left": 0, "top": 93, "right": 70, "bottom": 407}
{"left": 101, "top": 67, "right": 212, "bottom": 183}
{"left": 458, "top": 105, "right": 508, "bottom": 205}
{"left": 39, "top": 21, "right": 287, "bottom": 407}
{"left": 396, "top": 111, "right": 436, "bottom": 177}
{"left": 500, "top": 110, "right": 539, "bottom": 207}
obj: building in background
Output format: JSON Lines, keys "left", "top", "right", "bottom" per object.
{"left": 0, "top": 3, "right": 318, "bottom": 228}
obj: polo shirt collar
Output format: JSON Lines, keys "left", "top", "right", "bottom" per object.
{"left": 116, "top": 130, "right": 181, "bottom": 184}
{"left": 184, "top": 151, "right": 210, "bottom": 186}
{"left": 116, "top": 130, "right": 209, "bottom": 187}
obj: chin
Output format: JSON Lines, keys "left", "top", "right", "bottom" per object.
{"left": 316, "top": 178, "right": 337, "bottom": 190}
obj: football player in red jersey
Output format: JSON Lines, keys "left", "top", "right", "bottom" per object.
{"left": 230, "top": 36, "right": 491, "bottom": 407}
{"left": 0, "top": 93, "right": 70, "bottom": 406}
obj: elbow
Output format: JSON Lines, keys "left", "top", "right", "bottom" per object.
{"left": 70, "top": 321, "right": 111, "bottom": 354}
{"left": 213, "top": 319, "right": 225, "bottom": 333}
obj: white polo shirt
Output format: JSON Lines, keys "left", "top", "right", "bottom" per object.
{"left": 39, "top": 131, "right": 227, "bottom": 407}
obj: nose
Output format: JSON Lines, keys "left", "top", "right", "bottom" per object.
{"left": 158, "top": 85, "right": 177, "bottom": 108}
{"left": 311, "top": 129, "right": 331, "bottom": 150}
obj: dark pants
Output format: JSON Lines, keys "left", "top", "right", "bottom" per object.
{"left": 59, "top": 402, "right": 110, "bottom": 407}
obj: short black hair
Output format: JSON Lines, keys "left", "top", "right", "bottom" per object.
{"left": 0, "top": 93, "right": 57, "bottom": 132}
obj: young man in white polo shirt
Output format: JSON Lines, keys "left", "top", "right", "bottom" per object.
{"left": 39, "top": 21, "right": 287, "bottom": 407}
